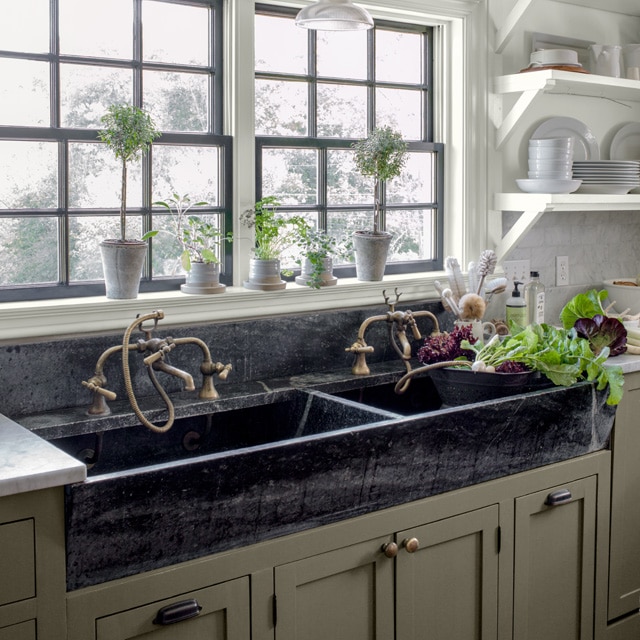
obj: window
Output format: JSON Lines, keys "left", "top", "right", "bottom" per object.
{"left": 254, "top": 5, "right": 444, "bottom": 277}
{"left": 0, "top": 0, "right": 231, "bottom": 301}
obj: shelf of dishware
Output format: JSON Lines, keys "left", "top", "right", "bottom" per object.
{"left": 493, "top": 70, "right": 640, "bottom": 148}
{"left": 493, "top": 192, "right": 640, "bottom": 260}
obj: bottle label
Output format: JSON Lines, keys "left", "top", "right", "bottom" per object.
{"left": 534, "top": 292, "right": 545, "bottom": 324}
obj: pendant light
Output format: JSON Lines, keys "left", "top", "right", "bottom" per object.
{"left": 295, "top": 0, "right": 374, "bottom": 31}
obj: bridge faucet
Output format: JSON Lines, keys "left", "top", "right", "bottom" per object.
{"left": 81, "top": 310, "right": 232, "bottom": 433}
{"left": 345, "top": 289, "right": 440, "bottom": 388}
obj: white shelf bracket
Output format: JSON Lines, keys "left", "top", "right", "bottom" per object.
{"left": 495, "top": 0, "right": 535, "bottom": 54}
{"left": 496, "top": 88, "right": 541, "bottom": 148}
{"left": 495, "top": 208, "right": 546, "bottom": 262}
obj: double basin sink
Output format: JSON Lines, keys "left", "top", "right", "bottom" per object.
{"left": 38, "top": 372, "right": 614, "bottom": 591}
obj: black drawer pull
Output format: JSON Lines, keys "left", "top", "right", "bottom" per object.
{"left": 545, "top": 489, "right": 572, "bottom": 506}
{"left": 153, "top": 599, "right": 202, "bottom": 625}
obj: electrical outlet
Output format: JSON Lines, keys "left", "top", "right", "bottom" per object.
{"left": 503, "top": 260, "right": 530, "bottom": 284}
{"left": 556, "top": 255, "right": 569, "bottom": 286}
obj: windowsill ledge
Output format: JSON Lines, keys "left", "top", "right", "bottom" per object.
{"left": 0, "top": 273, "right": 444, "bottom": 342}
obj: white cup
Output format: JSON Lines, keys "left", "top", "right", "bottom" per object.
{"left": 455, "top": 319, "right": 497, "bottom": 342}
{"left": 627, "top": 66, "right": 640, "bottom": 80}
{"left": 589, "top": 44, "right": 622, "bottom": 77}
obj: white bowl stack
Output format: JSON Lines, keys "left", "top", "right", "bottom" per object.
{"left": 516, "top": 137, "right": 582, "bottom": 193}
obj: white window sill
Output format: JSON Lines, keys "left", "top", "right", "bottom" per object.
{"left": 0, "top": 274, "right": 444, "bottom": 341}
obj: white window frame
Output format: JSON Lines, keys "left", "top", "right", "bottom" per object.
{"left": 0, "top": 0, "right": 489, "bottom": 340}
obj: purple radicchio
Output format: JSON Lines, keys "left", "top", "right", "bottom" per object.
{"left": 573, "top": 314, "right": 627, "bottom": 357}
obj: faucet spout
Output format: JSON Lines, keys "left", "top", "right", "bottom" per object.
{"left": 152, "top": 361, "right": 196, "bottom": 392}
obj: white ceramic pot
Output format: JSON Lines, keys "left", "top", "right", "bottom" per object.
{"left": 243, "top": 258, "right": 287, "bottom": 291}
{"left": 181, "top": 261, "right": 226, "bottom": 295}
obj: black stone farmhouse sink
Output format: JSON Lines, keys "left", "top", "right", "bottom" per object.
{"left": 50, "top": 382, "right": 615, "bottom": 592}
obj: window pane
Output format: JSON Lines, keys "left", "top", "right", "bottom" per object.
{"left": 256, "top": 80, "right": 308, "bottom": 136}
{"left": 317, "top": 30, "right": 367, "bottom": 79}
{"left": 60, "top": 65, "right": 132, "bottom": 128}
{"left": 387, "top": 152, "right": 435, "bottom": 204}
{"left": 255, "top": 14, "right": 307, "bottom": 74}
{"left": 0, "top": 217, "right": 58, "bottom": 284}
{"left": 376, "top": 88, "right": 422, "bottom": 140}
{"left": 327, "top": 210, "right": 371, "bottom": 246}
{"left": 69, "top": 143, "right": 143, "bottom": 209}
{"left": 152, "top": 145, "right": 220, "bottom": 206}
{"left": 0, "top": 141, "right": 58, "bottom": 209}
{"left": 376, "top": 30, "right": 422, "bottom": 84}
{"left": 59, "top": 0, "right": 132, "bottom": 58}
{"left": 0, "top": 59, "right": 49, "bottom": 127}
{"left": 262, "top": 149, "right": 317, "bottom": 205}
{"left": 144, "top": 70, "right": 209, "bottom": 132}
{"left": 69, "top": 216, "right": 143, "bottom": 280}
{"left": 1, "top": 0, "right": 49, "bottom": 53}
{"left": 327, "top": 149, "right": 371, "bottom": 205}
{"left": 317, "top": 84, "right": 367, "bottom": 138}
{"left": 143, "top": 1, "right": 209, "bottom": 66}
{"left": 387, "top": 210, "right": 434, "bottom": 261}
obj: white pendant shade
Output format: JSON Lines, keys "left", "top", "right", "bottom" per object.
{"left": 295, "top": 0, "right": 374, "bottom": 31}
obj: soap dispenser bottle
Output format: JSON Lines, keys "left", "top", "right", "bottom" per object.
{"left": 506, "top": 281, "right": 527, "bottom": 327}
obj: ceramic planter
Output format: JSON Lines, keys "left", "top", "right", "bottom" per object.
{"left": 295, "top": 256, "right": 337, "bottom": 288}
{"left": 181, "top": 261, "right": 226, "bottom": 295}
{"left": 352, "top": 231, "right": 392, "bottom": 281}
{"left": 243, "top": 258, "right": 287, "bottom": 291}
{"left": 100, "top": 240, "right": 147, "bottom": 299}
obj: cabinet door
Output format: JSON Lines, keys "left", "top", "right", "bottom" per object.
{"left": 274, "top": 535, "right": 395, "bottom": 640}
{"left": 513, "top": 476, "right": 597, "bottom": 640}
{"left": 395, "top": 505, "right": 500, "bottom": 640}
{"left": 95, "top": 577, "right": 250, "bottom": 640}
{"left": 608, "top": 373, "right": 640, "bottom": 620}
{"left": 0, "top": 620, "right": 36, "bottom": 640}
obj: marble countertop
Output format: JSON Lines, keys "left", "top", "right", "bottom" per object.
{"left": 2, "top": 352, "right": 639, "bottom": 501}
{"left": 0, "top": 413, "right": 86, "bottom": 497}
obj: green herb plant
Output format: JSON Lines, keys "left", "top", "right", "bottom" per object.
{"left": 295, "top": 227, "right": 352, "bottom": 289}
{"left": 352, "top": 127, "right": 408, "bottom": 234}
{"left": 98, "top": 104, "right": 161, "bottom": 242}
{"left": 145, "top": 193, "right": 231, "bottom": 271}
{"left": 240, "top": 197, "right": 310, "bottom": 272}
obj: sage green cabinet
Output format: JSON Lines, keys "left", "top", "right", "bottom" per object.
{"left": 0, "top": 488, "right": 67, "bottom": 640}
{"left": 512, "top": 477, "right": 597, "bottom": 640}
{"left": 395, "top": 506, "right": 500, "bottom": 640}
{"left": 605, "top": 370, "right": 640, "bottom": 639}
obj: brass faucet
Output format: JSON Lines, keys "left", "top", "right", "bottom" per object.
{"left": 345, "top": 289, "right": 439, "bottom": 388}
{"left": 82, "top": 311, "right": 232, "bottom": 433}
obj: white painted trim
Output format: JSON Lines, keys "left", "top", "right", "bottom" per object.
{"left": 0, "top": 275, "right": 443, "bottom": 341}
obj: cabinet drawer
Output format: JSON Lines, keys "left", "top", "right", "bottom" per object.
{"left": 0, "top": 619, "right": 36, "bottom": 640}
{"left": 0, "top": 520, "right": 35, "bottom": 606}
{"left": 95, "top": 577, "right": 250, "bottom": 640}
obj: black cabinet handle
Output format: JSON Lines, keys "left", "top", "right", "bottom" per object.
{"left": 545, "top": 489, "right": 572, "bottom": 506}
{"left": 153, "top": 598, "right": 202, "bottom": 625}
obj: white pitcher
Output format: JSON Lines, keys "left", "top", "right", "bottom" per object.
{"left": 589, "top": 44, "right": 622, "bottom": 77}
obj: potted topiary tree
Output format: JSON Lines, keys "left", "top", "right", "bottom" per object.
{"left": 98, "top": 104, "right": 161, "bottom": 299}
{"left": 240, "top": 196, "right": 310, "bottom": 291}
{"left": 148, "top": 193, "right": 232, "bottom": 294}
{"left": 352, "top": 126, "right": 408, "bottom": 281}
{"left": 294, "top": 227, "right": 352, "bottom": 289}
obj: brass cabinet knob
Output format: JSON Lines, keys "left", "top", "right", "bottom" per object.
{"left": 381, "top": 542, "right": 398, "bottom": 558}
{"left": 402, "top": 537, "right": 420, "bottom": 553}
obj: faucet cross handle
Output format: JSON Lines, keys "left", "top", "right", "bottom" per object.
{"left": 383, "top": 287, "right": 402, "bottom": 312}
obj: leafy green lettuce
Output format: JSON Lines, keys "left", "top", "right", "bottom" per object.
{"left": 559, "top": 289, "right": 608, "bottom": 329}
{"left": 462, "top": 323, "right": 624, "bottom": 405}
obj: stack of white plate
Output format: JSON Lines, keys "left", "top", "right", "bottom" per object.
{"left": 572, "top": 160, "right": 640, "bottom": 194}
{"left": 517, "top": 137, "right": 582, "bottom": 194}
